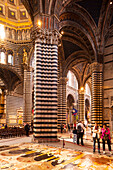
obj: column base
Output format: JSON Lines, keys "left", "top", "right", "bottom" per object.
{"left": 32, "top": 137, "right": 60, "bottom": 143}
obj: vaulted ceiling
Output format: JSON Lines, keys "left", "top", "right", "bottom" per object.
{"left": 59, "top": 0, "right": 113, "bottom": 62}
{"left": 21, "top": 0, "right": 113, "bottom": 62}
{"left": 20, "top": 0, "right": 113, "bottom": 82}
{"left": 0, "top": 64, "right": 22, "bottom": 91}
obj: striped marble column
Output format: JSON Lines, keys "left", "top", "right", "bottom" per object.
{"left": 33, "top": 30, "right": 59, "bottom": 142}
{"left": 23, "top": 67, "right": 32, "bottom": 124}
{"left": 78, "top": 89, "right": 85, "bottom": 122}
{"left": 57, "top": 77, "right": 67, "bottom": 129}
{"left": 91, "top": 62, "right": 103, "bottom": 127}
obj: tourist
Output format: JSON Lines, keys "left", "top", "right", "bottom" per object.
{"left": 101, "top": 123, "right": 112, "bottom": 154}
{"left": 24, "top": 123, "right": 30, "bottom": 137}
{"left": 92, "top": 122, "right": 101, "bottom": 153}
{"left": 5, "top": 124, "right": 7, "bottom": 129}
{"left": 76, "top": 121, "right": 85, "bottom": 145}
{"left": 73, "top": 126, "right": 77, "bottom": 143}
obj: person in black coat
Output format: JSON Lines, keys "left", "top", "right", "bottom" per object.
{"left": 24, "top": 123, "right": 30, "bottom": 136}
{"left": 76, "top": 121, "right": 85, "bottom": 145}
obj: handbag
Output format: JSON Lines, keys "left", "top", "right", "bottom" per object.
{"left": 103, "top": 133, "right": 109, "bottom": 141}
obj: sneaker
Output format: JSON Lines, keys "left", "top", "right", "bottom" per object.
{"left": 103, "top": 151, "right": 106, "bottom": 154}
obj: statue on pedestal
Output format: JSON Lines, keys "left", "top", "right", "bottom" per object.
{"left": 23, "top": 49, "right": 28, "bottom": 65}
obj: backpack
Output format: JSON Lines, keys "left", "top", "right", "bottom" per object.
{"left": 77, "top": 125, "right": 83, "bottom": 133}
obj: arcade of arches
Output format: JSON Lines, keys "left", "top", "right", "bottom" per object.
{"left": 66, "top": 70, "right": 91, "bottom": 126}
{"left": 0, "top": 0, "right": 113, "bottom": 142}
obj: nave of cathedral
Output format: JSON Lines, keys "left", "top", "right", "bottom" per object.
{"left": 0, "top": 0, "right": 113, "bottom": 169}
{"left": 0, "top": 0, "right": 113, "bottom": 149}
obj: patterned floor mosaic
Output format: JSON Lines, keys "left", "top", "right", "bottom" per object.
{"left": 0, "top": 143, "right": 113, "bottom": 169}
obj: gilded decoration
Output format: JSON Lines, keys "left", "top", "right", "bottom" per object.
{"left": 0, "top": 5, "right": 3, "bottom": 15}
{"left": 8, "top": 8, "right": 16, "bottom": 19}
{"left": 23, "top": 48, "right": 28, "bottom": 65}
{"left": 20, "top": 10, "right": 27, "bottom": 20}
{"left": 8, "top": 0, "right": 15, "bottom": 5}
{"left": 0, "top": 0, "right": 32, "bottom": 30}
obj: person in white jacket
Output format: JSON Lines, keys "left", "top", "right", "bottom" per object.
{"left": 92, "top": 122, "right": 101, "bottom": 153}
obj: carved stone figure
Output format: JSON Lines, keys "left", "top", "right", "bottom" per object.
{"left": 22, "top": 30, "right": 25, "bottom": 40}
{"left": 26, "top": 29, "right": 30, "bottom": 40}
{"left": 18, "top": 30, "right": 22, "bottom": 40}
{"left": 6, "top": 28, "right": 9, "bottom": 39}
{"left": 12, "top": 29, "right": 15, "bottom": 40}
{"left": 23, "top": 48, "right": 28, "bottom": 65}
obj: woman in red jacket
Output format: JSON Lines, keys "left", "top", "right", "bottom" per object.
{"left": 101, "top": 123, "right": 112, "bottom": 154}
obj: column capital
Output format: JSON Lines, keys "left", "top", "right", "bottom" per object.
{"left": 90, "top": 62, "right": 103, "bottom": 73}
{"left": 28, "top": 66, "right": 33, "bottom": 72}
{"left": 79, "top": 87, "right": 85, "bottom": 94}
{"left": 22, "top": 62, "right": 33, "bottom": 71}
{"left": 31, "top": 26, "right": 60, "bottom": 45}
{"left": 22, "top": 63, "right": 28, "bottom": 70}
{"left": 59, "top": 77, "right": 68, "bottom": 85}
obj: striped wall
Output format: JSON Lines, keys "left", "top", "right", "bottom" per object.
{"left": 91, "top": 62, "right": 103, "bottom": 127}
{"left": 78, "top": 92, "right": 84, "bottom": 122}
{"left": 6, "top": 95, "right": 23, "bottom": 125}
{"left": 34, "top": 32, "right": 58, "bottom": 142}
{"left": 104, "top": 35, "right": 113, "bottom": 127}
{"left": 23, "top": 68, "right": 32, "bottom": 124}
{"left": 57, "top": 78, "right": 67, "bottom": 129}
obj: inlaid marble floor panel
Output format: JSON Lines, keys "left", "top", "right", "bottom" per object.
{"left": 0, "top": 143, "right": 113, "bottom": 169}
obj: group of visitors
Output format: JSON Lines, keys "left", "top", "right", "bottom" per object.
{"left": 72, "top": 121, "right": 112, "bottom": 155}
{"left": 73, "top": 121, "right": 85, "bottom": 145}
{"left": 0, "top": 124, "right": 8, "bottom": 129}
{"left": 92, "top": 122, "right": 112, "bottom": 154}
{"left": 60, "top": 123, "right": 72, "bottom": 133}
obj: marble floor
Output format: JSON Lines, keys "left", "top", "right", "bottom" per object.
{"left": 0, "top": 135, "right": 113, "bottom": 169}
{"left": 0, "top": 142, "right": 113, "bottom": 170}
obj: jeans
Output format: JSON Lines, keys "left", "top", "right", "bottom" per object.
{"left": 93, "top": 137, "right": 100, "bottom": 153}
{"left": 77, "top": 133, "right": 84, "bottom": 145}
{"left": 102, "top": 139, "right": 111, "bottom": 151}
{"left": 73, "top": 134, "right": 77, "bottom": 143}
{"left": 26, "top": 130, "right": 29, "bottom": 137}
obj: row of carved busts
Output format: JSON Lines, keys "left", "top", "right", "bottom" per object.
{"left": 5, "top": 27, "right": 31, "bottom": 41}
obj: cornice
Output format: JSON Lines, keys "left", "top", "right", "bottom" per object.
{"left": 0, "top": 16, "right": 33, "bottom": 29}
